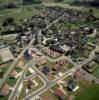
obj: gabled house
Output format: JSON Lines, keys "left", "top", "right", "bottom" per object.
{"left": 0, "top": 84, "right": 10, "bottom": 96}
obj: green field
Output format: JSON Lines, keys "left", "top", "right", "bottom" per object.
{"left": 0, "top": 91, "right": 11, "bottom": 100}
{"left": 6, "top": 78, "right": 17, "bottom": 87}
{"left": 0, "top": 55, "right": 3, "bottom": 64}
{"left": 25, "top": 70, "right": 32, "bottom": 77}
{"left": 0, "top": 61, "right": 13, "bottom": 76}
{"left": 0, "top": 7, "right": 41, "bottom": 26}
{"left": 93, "top": 66, "right": 99, "bottom": 79}
{"left": 0, "top": 0, "right": 22, "bottom": 4}
{"left": 75, "top": 84, "right": 99, "bottom": 100}
{"left": 40, "top": 89, "right": 59, "bottom": 100}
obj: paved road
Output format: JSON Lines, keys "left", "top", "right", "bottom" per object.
{"left": 25, "top": 66, "right": 77, "bottom": 100}
{"left": 8, "top": 13, "right": 65, "bottom": 100}
{"left": 0, "top": 46, "right": 28, "bottom": 88}
{"left": 43, "top": 14, "right": 65, "bottom": 31}
{"left": 9, "top": 44, "right": 99, "bottom": 100}
{"left": 1, "top": 8, "right": 66, "bottom": 89}
{"left": 8, "top": 10, "right": 99, "bottom": 100}
{"left": 8, "top": 59, "right": 36, "bottom": 100}
{"left": 81, "top": 68, "right": 99, "bottom": 84}
{"left": 25, "top": 45, "right": 99, "bottom": 100}
{"left": 0, "top": 36, "right": 35, "bottom": 89}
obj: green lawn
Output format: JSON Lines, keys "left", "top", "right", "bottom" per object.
{"left": 18, "top": 76, "right": 44, "bottom": 100}
{"left": 63, "top": 0, "right": 74, "bottom": 3}
{"left": 0, "top": 61, "right": 12, "bottom": 76}
{"left": 0, "top": 91, "right": 11, "bottom": 100}
{"left": 75, "top": 84, "right": 99, "bottom": 100}
{"left": 25, "top": 70, "right": 32, "bottom": 77}
{"left": 40, "top": 89, "right": 59, "bottom": 100}
{"left": 6, "top": 78, "right": 17, "bottom": 87}
{"left": 93, "top": 65, "right": 99, "bottom": 79}
{"left": 51, "top": 84, "right": 59, "bottom": 91}
{"left": 0, "top": 0, "right": 22, "bottom": 4}
{"left": 0, "top": 55, "right": 3, "bottom": 64}
{"left": 0, "top": 6, "right": 41, "bottom": 28}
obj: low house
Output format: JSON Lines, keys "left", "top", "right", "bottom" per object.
{"left": 42, "top": 96, "right": 51, "bottom": 100}
{"left": 0, "top": 84, "right": 10, "bottom": 96}
{"left": 42, "top": 66, "right": 51, "bottom": 75}
{"left": 82, "top": 61, "right": 97, "bottom": 73}
{"left": 10, "top": 70, "right": 18, "bottom": 79}
{"left": 67, "top": 79, "right": 77, "bottom": 91}
{"left": 73, "top": 69, "right": 81, "bottom": 80}
{"left": 35, "top": 57, "right": 47, "bottom": 66}
{"left": 54, "top": 59, "right": 68, "bottom": 71}
{"left": 54, "top": 88, "right": 66, "bottom": 100}
{"left": 27, "top": 79, "right": 35, "bottom": 89}
{"left": 16, "top": 60, "right": 25, "bottom": 69}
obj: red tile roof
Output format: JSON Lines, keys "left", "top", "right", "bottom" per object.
{"left": 42, "top": 96, "right": 50, "bottom": 100}
{"left": 55, "top": 88, "right": 65, "bottom": 97}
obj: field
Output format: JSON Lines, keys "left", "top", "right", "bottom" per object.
{"left": 75, "top": 84, "right": 99, "bottom": 100}
{"left": 0, "top": 91, "right": 11, "bottom": 100}
{"left": 93, "top": 66, "right": 99, "bottom": 79}
{"left": 0, "top": 7, "right": 41, "bottom": 27}
{"left": 63, "top": 75, "right": 98, "bottom": 99}
{"left": 6, "top": 78, "right": 17, "bottom": 87}
{"left": 0, "top": 61, "right": 13, "bottom": 78}
{"left": 40, "top": 89, "right": 59, "bottom": 100}
{"left": 0, "top": 0, "right": 22, "bottom": 4}
{"left": 0, "top": 55, "right": 3, "bottom": 64}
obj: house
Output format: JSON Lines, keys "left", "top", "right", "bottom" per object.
{"left": 10, "top": 70, "right": 18, "bottom": 79}
{"left": 16, "top": 60, "right": 25, "bottom": 69}
{"left": 82, "top": 61, "right": 97, "bottom": 73}
{"left": 27, "top": 79, "right": 35, "bottom": 89}
{"left": 73, "top": 69, "right": 81, "bottom": 80}
{"left": 54, "top": 88, "right": 66, "bottom": 100}
{"left": 35, "top": 57, "right": 47, "bottom": 66}
{"left": 41, "top": 96, "right": 51, "bottom": 100}
{"left": 67, "top": 79, "right": 77, "bottom": 91}
{"left": 42, "top": 66, "right": 51, "bottom": 75}
{"left": 0, "top": 84, "right": 10, "bottom": 96}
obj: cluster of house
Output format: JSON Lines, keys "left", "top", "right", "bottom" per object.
{"left": 83, "top": 50, "right": 99, "bottom": 73}
{"left": 41, "top": 8, "right": 99, "bottom": 62}
{"left": 1, "top": 6, "right": 99, "bottom": 61}
{"left": 0, "top": 59, "right": 25, "bottom": 97}
{"left": 42, "top": 59, "right": 68, "bottom": 75}
{"left": 41, "top": 69, "right": 81, "bottom": 100}
{"left": 0, "top": 71, "right": 19, "bottom": 97}
{"left": 42, "top": 48, "right": 61, "bottom": 58}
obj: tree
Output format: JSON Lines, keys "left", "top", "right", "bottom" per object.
{"left": 2, "top": 17, "right": 15, "bottom": 27}
{"left": 89, "top": 8, "right": 94, "bottom": 16}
